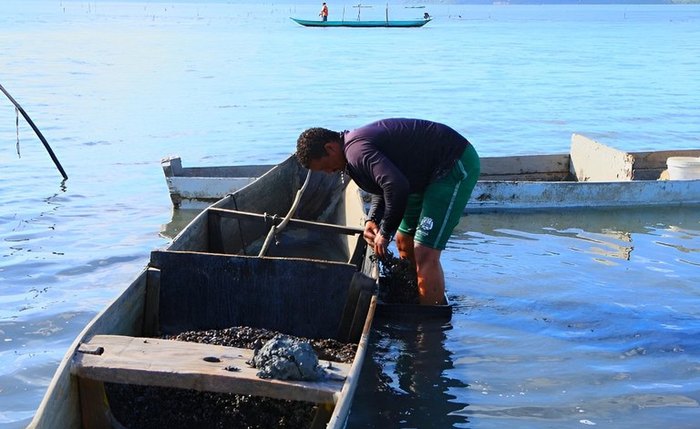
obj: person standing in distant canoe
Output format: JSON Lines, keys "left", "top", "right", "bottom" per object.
{"left": 319, "top": 2, "right": 329, "bottom": 21}
{"left": 296, "top": 118, "right": 480, "bottom": 306}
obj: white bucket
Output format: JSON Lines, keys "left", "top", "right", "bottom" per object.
{"left": 667, "top": 157, "right": 700, "bottom": 180}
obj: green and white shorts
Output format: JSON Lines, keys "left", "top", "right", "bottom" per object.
{"left": 398, "top": 144, "right": 480, "bottom": 250}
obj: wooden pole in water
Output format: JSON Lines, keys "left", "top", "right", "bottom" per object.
{"left": 0, "top": 82, "right": 68, "bottom": 180}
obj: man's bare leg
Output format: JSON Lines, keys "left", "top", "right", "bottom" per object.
{"left": 415, "top": 244, "right": 446, "bottom": 305}
{"left": 397, "top": 232, "right": 445, "bottom": 305}
{"left": 395, "top": 231, "right": 415, "bottom": 262}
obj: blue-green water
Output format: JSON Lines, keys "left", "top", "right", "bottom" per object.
{"left": 1, "top": 1, "right": 699, "bottom": 427}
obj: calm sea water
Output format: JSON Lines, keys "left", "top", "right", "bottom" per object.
{"left": 1, "top": 1, "right": 699, "bottom": 428}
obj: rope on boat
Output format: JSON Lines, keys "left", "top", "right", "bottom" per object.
{"left": 258, "top": 169, "right": 312, "bottom": 257}
{"left": 230, "top": 194, "right": 250, "bottom": 256}
{"left": 0, "top": 82, "right": 68, "bottom": 180}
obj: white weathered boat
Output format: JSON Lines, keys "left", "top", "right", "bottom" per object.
{"left": 162, "top": 134, "right": 700, "bottom": 212}
{"left": 29, "top": 156, "right": 378, "bottom": 429}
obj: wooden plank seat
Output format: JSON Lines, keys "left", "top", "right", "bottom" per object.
{"left": 72, "top": 334, "right": 351, "bottom": 404}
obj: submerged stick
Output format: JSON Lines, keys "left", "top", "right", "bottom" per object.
{"left": 0, "top": 82, "right": 68, "bottom": 180}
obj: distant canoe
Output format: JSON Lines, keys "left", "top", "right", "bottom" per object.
{"left": 290, "top": 17, "right": 431, "bottom": 28}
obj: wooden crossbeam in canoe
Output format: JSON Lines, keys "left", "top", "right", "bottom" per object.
{"left": 208, "top": 208, "right": 364, "bottom": 236}
{"left": 71, "top": 335, "right": 351, "bottom": 404}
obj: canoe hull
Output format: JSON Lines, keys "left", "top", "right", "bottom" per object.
{"left": 30, "top": 156, "right": 377, "bottom": 429}
{"left": 291, "top": 17, "right": 430, "bottom": 28}
{"left": 470, "top": 178, "right": 700, "bottom": 211}
{"left": 28, "top": 270, "right": 150, "bottom": 429}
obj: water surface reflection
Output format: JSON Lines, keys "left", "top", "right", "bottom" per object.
{"left": 348, "top": 319, "right": 469, "bottom": 428}
{"left": 438, "top": 207, "right": 700, "bottom": 428}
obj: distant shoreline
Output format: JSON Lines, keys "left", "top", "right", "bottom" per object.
{"left": 447, "top": 0, "right": 700, "bottom": 4}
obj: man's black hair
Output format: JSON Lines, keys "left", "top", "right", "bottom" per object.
{"left": 296, "top": 127, "right": 341, "bottom": 168}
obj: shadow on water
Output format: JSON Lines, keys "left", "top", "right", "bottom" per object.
{"left": 347, "top": 318, "right": 470, "bottom": 428}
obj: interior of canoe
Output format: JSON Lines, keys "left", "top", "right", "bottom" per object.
{"left": 167, "top": 155, "right": 367, "bottom": 264}
{"left": 32, "top": 244, "right": 376, "bottom": 429}
{"left": 148, "top": 251, "right": 374, "bottom": 340}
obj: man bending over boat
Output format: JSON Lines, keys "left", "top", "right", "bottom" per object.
{"left": 296, "top": 118, "right": 480, "bottom": 305}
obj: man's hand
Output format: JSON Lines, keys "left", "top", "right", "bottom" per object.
{"left": 372, "top": 233, "right": 389, "bottom": 258}
{"left": 364, "top": 220, "right": 388, "bottom": 258}
{"left": 363, "top": 220, "right": 379, "bottom": 245}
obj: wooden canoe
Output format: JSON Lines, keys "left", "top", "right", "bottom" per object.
{"left": 162, "top": 134, "right": 700, "bottom": 211}
{"left": 290, "top": 17, "right": 431, "bottom": 28}
{"left": 29, "top": 156, "right": 377, "bottom": 429}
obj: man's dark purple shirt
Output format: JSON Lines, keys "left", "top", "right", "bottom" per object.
{"left": 341, "top": 118, "right": 470, "bottom": 239}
